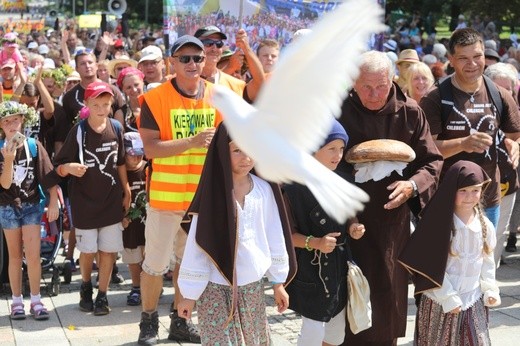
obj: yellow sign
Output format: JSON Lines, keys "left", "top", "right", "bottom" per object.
{"left": 78, "top": 14, "right": 116, "bottom": 29}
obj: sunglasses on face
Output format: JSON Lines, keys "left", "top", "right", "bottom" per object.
{"left": 174, "top": 55, "right": 206, "bottom": 64}
{"left": 201, "top": 39, "right": 224, "bottom": 48}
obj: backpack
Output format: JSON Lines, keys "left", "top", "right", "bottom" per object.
{"left": 437, "top": 74, "right": 503, "bottom": 126}
{"left": 75, "top": 118, "right": 123, "bottom": 165}
{"left": 0, "top": 137, "right": 46, "bottom": 207}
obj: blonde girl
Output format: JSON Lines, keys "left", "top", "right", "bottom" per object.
{"left": 399, "top": 160, "right": 501, "bottom": 345}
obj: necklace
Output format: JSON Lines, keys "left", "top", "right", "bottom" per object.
{"left": 451, "top": 76, "right": 480, "bottom": 103}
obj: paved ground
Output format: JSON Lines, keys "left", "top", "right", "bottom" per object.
{"left": 0, "top": 246, "right": 519, "bottom": 345}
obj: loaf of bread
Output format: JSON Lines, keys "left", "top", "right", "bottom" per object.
{"left": 346, "top": 139, "right": 416, "bottom": 163}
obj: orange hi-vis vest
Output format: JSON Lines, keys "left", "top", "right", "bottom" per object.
{"left": 143, "top": 80, "right": 222, "bottom": 211}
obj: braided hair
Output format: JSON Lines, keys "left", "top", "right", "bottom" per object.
{"left": 476, "top": 204, "right": 492, "bottom": 255}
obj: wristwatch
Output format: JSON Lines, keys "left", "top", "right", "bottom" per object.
{"left": 408, "top": 179, "right": 418, "bottom": 198}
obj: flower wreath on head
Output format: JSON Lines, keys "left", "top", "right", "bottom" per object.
{"left": 0, "top": 101, "right": 39, "bottom": 127}
{"left": 40, "top": 64, "right": 74, "bottom": 88}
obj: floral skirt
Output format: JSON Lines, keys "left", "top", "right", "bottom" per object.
{"left": 196, "top": 280, "right": 272, "bottom": 346}
{"left": 415, "top": 294, "right": 491, "bottom": 346}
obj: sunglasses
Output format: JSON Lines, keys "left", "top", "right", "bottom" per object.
{"left": 174, "top": 55, "right": 205, "bottom": 64}
{"left": 75, "top": 48, "right": 93, "bottom": 56}
{"left": 201, "top": 39, "right": 224, "bottom": 48}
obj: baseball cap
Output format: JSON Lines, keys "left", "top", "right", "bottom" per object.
{"left": 38, "top": 44, "right": 49, "bottom": 55}
{"left": 123, "top": 132, "right": 144, "bottom": 156}
{"left": 194, "top": 25, "right": 227, "bottom": 40}
{"left": 114, "top": 38, "right": 124, "bottom": 48}
{"left": 1, "top": 59, "right": 16, "bottom": 69}
{"left": 138, "top": 45, "right": 163, "bottom": 63}
{"left": 27, "top": 41, "right": 38, "bottom": 50}
{"left": 84, "top": 81, "right": 114, "bottom": 101}
{"left": 170, "top": 35, "right": 204, "bottom": 56}
{"left": 43, "top": 58, "right": 55, "bottom": 69}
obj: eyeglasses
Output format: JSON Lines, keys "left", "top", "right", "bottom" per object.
{"left": 201, "top": 39, "right": 224, "bottom": 48}
{"left": 173, "top": 55, "right": 206, "bottom": 64}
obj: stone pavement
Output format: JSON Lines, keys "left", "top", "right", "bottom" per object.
{"left": 0, "top": 247, "right": 519, "bottom": 345}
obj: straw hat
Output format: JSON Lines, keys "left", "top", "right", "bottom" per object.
{"left": 107, "top": 56, "right": 137, "bottom": 77}
{"left": 396, "top": 49, "right": 420, "bottom": 65}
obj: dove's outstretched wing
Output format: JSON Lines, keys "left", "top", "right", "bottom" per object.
{"left": 254, "top": 0, "right": 385, "bottom": 154}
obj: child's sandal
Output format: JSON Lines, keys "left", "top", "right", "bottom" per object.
{"left": 10, "top": 303, "right": 26, "bottom": 320}
{"left": 30, "top": 301, "right": 49, "bottom": 320}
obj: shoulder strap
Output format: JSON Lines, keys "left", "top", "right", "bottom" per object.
{"left": 76, "top": 120, "right": 86, "bottom": 165}
{"left": 438, "top": 75, "right": 504, "bottom": 125}
{"left": 482, "top": 74, "right": 503, "bottom": 120}
{"left": 27, "top": 137, "right": 37, "bottom": 158}
{"left": 109, "top": 118, "right": 123, "bottom": 138}
{"left": 436, "top": 76, "right": 454, "bottom": 127}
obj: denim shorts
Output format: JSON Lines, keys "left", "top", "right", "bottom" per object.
{"left": 0, "top": 202, "right": 43, "bottom": 230}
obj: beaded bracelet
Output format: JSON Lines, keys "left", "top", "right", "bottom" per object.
{"left": 305, "top": 235, "right": 314, "bottom": 251}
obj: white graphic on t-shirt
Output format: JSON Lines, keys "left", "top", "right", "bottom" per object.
{"left": 451, "top": 104, "right": 495, "bottom": 160}
{"left": 84, "top": 144, "right": 118, "bottom": 185}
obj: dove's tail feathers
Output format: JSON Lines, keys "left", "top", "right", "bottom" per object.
{"left": 305, "top": 167, "right": 369, "bottom": 224}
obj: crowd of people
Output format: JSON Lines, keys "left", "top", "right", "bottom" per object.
{"left": 0, "top": 5, "right": 518, "bottom": 346}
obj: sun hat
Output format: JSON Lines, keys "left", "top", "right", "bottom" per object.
{"left": 396, "top": 49, "right": 420, "bottom": 65}
{"left": 107, "top": 55, "right": 137, "bottom": 77}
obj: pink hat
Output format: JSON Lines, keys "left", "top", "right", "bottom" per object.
{"left": 116, "top": 67, "right": 144, "bottom": 89}
{"left": 84, "top": 81, "right": 114, "bottom": 101}
{"left": 1, "top": 58, "right": 16, "bottom": 69}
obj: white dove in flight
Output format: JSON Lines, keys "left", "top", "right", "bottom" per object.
{"left": 211, "top": 0, "right": 385, "bottom": 223}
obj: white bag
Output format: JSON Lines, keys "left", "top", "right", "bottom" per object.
{"left": 346, "top": 260, "right": 372, "bottom": 334}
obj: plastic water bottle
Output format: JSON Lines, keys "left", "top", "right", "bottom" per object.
{"left": 40, "top": 222, "right": 46, "bottom": 239}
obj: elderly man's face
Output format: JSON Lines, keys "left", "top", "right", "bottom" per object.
{"left": 354, "top": 69, "right": 392, "bottom": 111}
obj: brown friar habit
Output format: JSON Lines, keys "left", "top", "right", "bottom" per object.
{"left": 399, "top": 160, "right": 491, "bottom": 294}
{"left": 338, "top": 83, "right": 443, "bottom": 344}
{"left": 181, "top": 123, "right": 297, "bottom": 317}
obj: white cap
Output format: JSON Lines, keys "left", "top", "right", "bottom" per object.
{"left": 139, "top": 45, "right": 163, "bottom": 63}
{"left": 43, "top": 58, "right": 55, "bottom": 69}
{"left": 38, "top": 44, "right": 49, "bottom": 55}
{"left": 27, "top": 41, "right": 38, "bottom": 50}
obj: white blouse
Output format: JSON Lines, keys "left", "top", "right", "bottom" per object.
{"left": 425, "top": 212, "right": 501, "bottom": 313}
{"left": 178, "top": 174, "right": 290, "bottom": 301}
